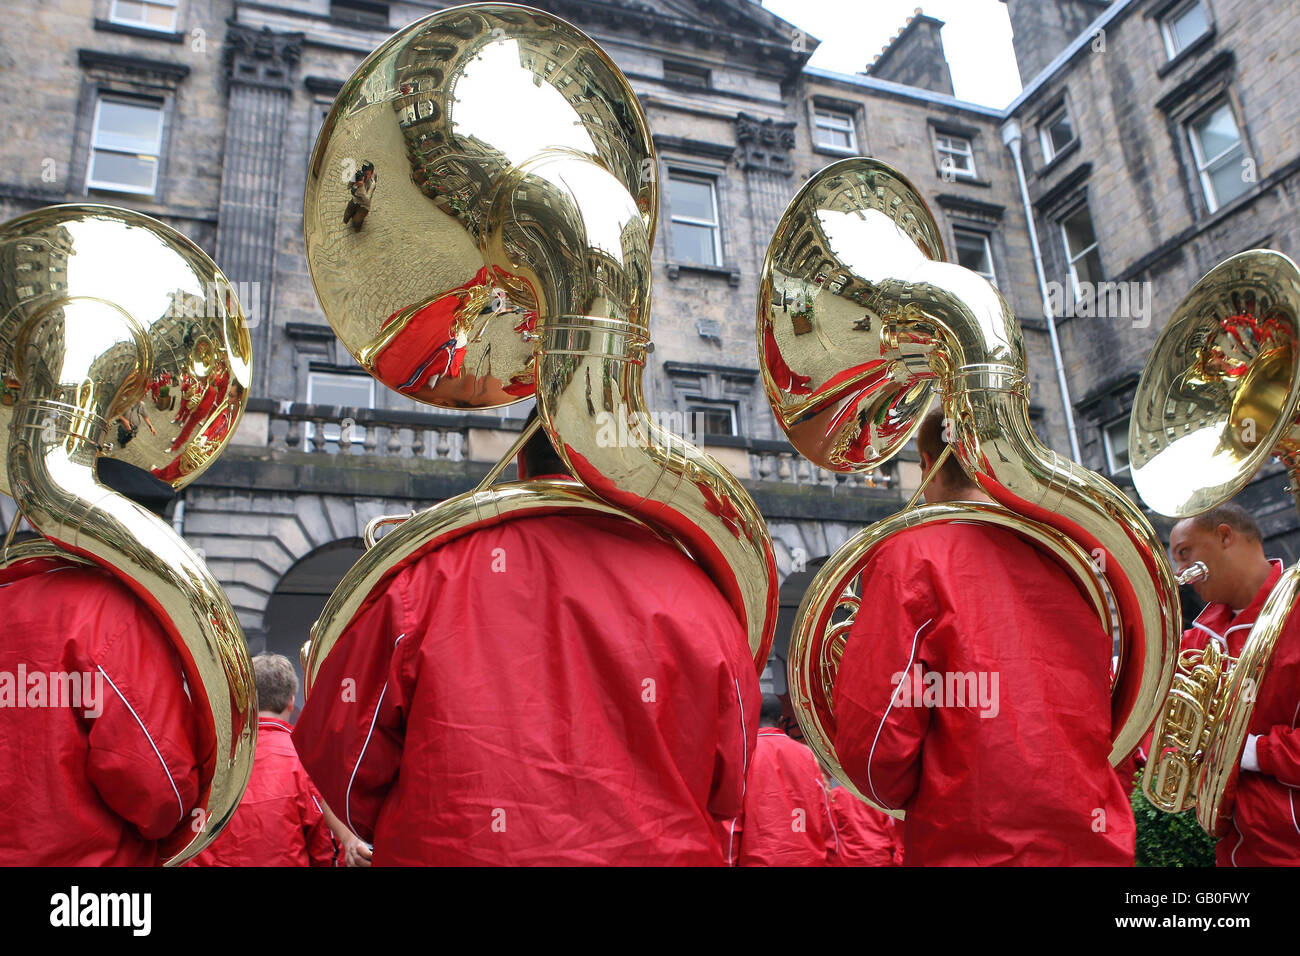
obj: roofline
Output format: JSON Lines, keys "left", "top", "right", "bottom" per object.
{"left": 1003, "top": 0, "right": 1137, "bottom": 115}
{"left": 804, "top": 66, "right": 1004, "bottom": 117}
{"left": 808, "top": 0, "right": 1140, "bottom": 120}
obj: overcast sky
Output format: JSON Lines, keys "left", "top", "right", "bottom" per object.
{"left": 761, "top": 0, "right": 1023, "bottom": 109}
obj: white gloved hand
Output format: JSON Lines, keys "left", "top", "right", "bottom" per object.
{"left": 1240, "top": 733, "right": 1260, "bottom": 772}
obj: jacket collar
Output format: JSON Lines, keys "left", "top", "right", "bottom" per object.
{"left": 257, "top": 715, "right": 294, "bottom": 734}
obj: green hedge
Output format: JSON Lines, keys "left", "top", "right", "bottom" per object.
{"left": 1128, "top": 772, "right": 1216, "bottom": 867}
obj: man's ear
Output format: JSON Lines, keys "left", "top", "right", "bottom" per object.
{"left": 1217, "top": 523, "right": 1236, "bottom": 548}
{"left": 919, "top": 450, "right": 934, "bottom": 474}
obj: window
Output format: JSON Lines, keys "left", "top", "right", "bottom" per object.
{"left": 669, "top": 172, "right": 721, "bottom": 267}
{"left": 813, "top": 109, "right": 856, "bottom": 152}
{"left": 1189, "top": 100, "right": 1250, "bottom": 212}
{"left": 307, "top": 372, "right": 375, "bottom": 451}
{"left": 109, "top": 0, "right": 178, "bottom": 31}
{"left": 1059, "top": 203, "right": 1103, "bottom": 300}
{"left": 663, "top": 61, "right": 710, "bottom": 90}
{"left": 935, "top": 134, "right": 976, "bottom": 179}
{"left": 1102, "top": 418, "right": 1130, "bottom": 475}
{"left": 953, "top": 229, "right": 997, "bottom": 287}
{"left": 687, "top": 400, "right": 737, "bottom": 438}
{"left": 1161, "top": 0, "right": 1210, "bottom": 59}
{"left": 88, "top": 97, "right": 164, "bottom": 195}
{"left": 1039, "top": 101, "right": 1076, "bottom": 163}
{"left": 331, "top": 0, "right": 389, "bottom": 27}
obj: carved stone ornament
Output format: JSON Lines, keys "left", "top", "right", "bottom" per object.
{"left": 223, "top": 23, "right": 304, "bottom": 90}
{"left": 735, "top": 112, "right": 797, "bottom": 175}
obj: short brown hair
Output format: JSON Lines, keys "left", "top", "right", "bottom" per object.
{"left": 1182, "top": 502, "right": 1262, "bottom": 543}
{"left": 253, "top": 653, "right": 299, "bottom": 714}
{"left": 916, "top": 407, "right": 975, "bottom": 490}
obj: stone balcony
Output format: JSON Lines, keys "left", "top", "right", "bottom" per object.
{"left": 201, "top": 399, "right": 910, "bottom": 527}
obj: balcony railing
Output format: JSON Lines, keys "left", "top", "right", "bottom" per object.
{"left": 233, "top": 400, "right": 897, "bottom": 491}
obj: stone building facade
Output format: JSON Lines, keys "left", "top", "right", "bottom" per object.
{"left": 1, "top": 0, "right": 1298, "bottom": 669}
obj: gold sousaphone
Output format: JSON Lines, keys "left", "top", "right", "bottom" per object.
{"left": 758, "top": 158, "right": 1181, "bottom": 815}
{"left": 300, "top": 4, "right": 778, "bottom": 688}
{"left": 0, "top": 205, "right": 256, "bottom": 864}
{"left": 1131, "top": 249, "right": 1300, "bottom": 836}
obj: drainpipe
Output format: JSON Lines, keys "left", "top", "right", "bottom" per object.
{"left": 1002, "top": 118, "right": 1082, "bottom": 462}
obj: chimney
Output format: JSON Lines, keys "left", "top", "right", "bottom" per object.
{"left": 999, "top": 0, "right": 1113, "bottom": 86}
{"left": 863, "top": 8, "right": 955, "bottom": 96}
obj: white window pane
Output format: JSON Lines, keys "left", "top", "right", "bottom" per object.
{"left": 1075, "top": 247, "right": 1104, "bottom": 287}
{"left": 954, "top": 233, "right": 991, "bottom": 275}
{"left": 1170, "top": 3, "right": 1208, "bottom": 50}
{"left": 90, "top": 150, "right": 157, "bottom": 191}
{"left": 1062, "top": 208, "right": 1096, "bottom": 256}
{"left": 671, "top": 178, "right": 715, "bottom": 222}
{"left": 112, "top": 0, "right": 177, "bottom": 29}
{"left": 1105, "top": 420, "right": 1130, "bottom": 472}
{"left": 1206, "top": 149, "right": 1250, "bottom": 206}
{"left": 1193, "top": 104, "right": 1241, "bottom": 161}
{"left": 673, "top": 222, "right": 717, "bottom": 266}
{"left": 817, "top": 127, "right": 852, "bottom": 149}
{"left": 1047, "top": 114, "right": 1074, "bottom": 153}
{"left": 96, "top": 101, "right": 162, "bottom": 153}
{"left": 309, "top": 376, "right": 374, "bottom": 407}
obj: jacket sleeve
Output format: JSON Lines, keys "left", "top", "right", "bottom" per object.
{"left": 833, "top": 536, "right": 939, "bottom": 812}
{"left": 300, "top": 775, "right": 340, "bottom": 867}
{"left": 709, "top": 642, "right": 760, "bottom": 865}
{"left": 85, "top": 603, "right": 203, "bottom": 841}
{"left": 293, "top": 576, "right": 412, "bottom": 844}
{"left": 1254, "top": 724, "right": 1300, "bottom": 787}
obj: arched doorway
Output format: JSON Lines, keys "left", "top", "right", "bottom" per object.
{"left": 263, "top": 538, "right": 365, "bottom": 710}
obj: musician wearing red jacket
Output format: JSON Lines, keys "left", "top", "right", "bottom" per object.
{"left": 1169, "top": 504, "right": 1300, "bottom": 866}
{"left": 737, "top": 696, "right": 834, "bottom": 866}
{"left": 832, "top": 410, "right": 1135, "bottom": 865}
{"left": 191, "top": 654, "right": 339, "bottom": 867}
{"left": 293, "top": 415, "right": 760, "bottom": 865}
{"left": 0, "top": 463, "right": 202, "bottom": 865}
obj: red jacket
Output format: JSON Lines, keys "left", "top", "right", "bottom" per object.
{"left": 294, "top": 512, "right": 760, "bottom": 866}
{"left": 1182, "top": 559, "right": 1300, "bottom": 866}
{"left": 833, "top": 523, "right": 1135, "bottom": 866}
{"left": 0, "top": 557, "right": 202, "bottom": 865}
{"left": 737, "top": 728, "right": 833, "bottom": 866}
{"left": 829, "top": 786, "right": 902, "bottom": 866}
{"left": 191, "top": 717, "right": 337, "bottom": 867}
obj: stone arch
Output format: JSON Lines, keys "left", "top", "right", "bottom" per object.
{"left": 262, "top": 538, "right": 367, "bottom": 708}
{"left": 179, "top": 486, "right": 419, "bottom": 643}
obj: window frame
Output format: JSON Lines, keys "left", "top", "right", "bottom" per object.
{"left": 935, "top": 133, "right": 977, "bottom": 180}
{"left": 667, "top": 170, "right": 722, "bottom": 268}
{"left": 1160, "top": 0, "right": 1211, "bottom": 60}
{"left": 109, "top": 0, "right": 179, "bottom": 33}
{"left": 812, "top": 108, "right": 857, "bottom": 153}
{"left": 1038, "top": 100, "right": 1077, "bottom": 164}
{"left": 952, "top": 227, "right": 997, "bottom": 287}
{"left": 1187, "top": 97, "right": 1249, "bottom": 214}
{"left": 1102, "top": 417, "right": 1131, "bottom": 476}
{"left": 1058, "top": 201, "right": 1103, "bottom": 302}
{"left": 306, "top": 371, "right": 376, "bottom": 451}
{"left": 685, "top": 398, "right": 738, "bottom": 438}
{"left": 87, "top": 94, "right": 165, "bottom": 196}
